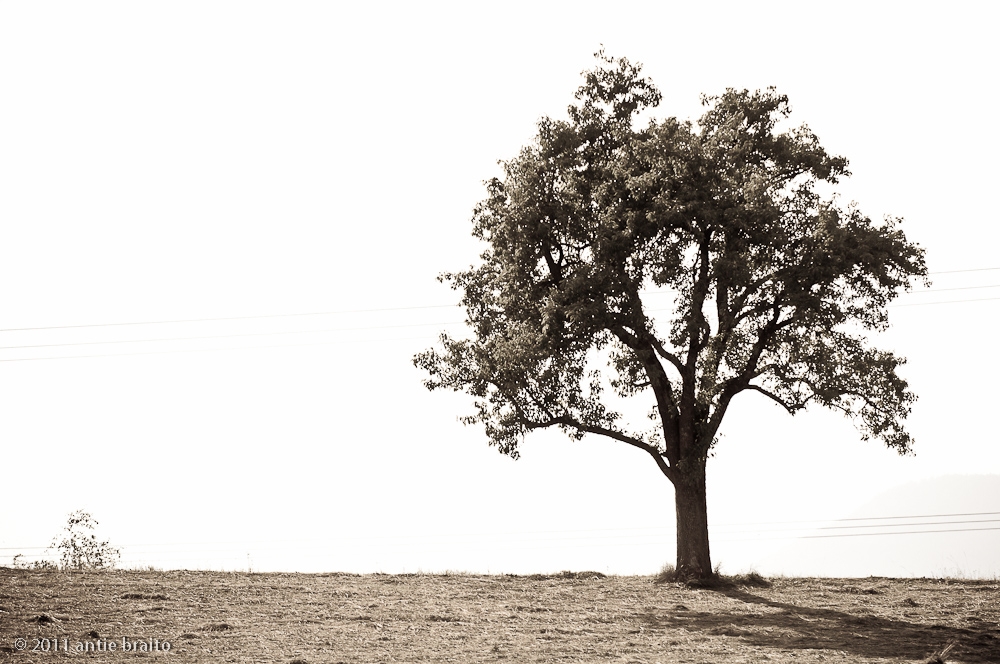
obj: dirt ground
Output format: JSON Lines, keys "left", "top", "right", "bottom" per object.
{"left": 1, "top": 569, "right": 997, "bottom": 663}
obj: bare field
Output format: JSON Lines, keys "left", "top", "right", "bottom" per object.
{"left": 1, "top": 569, "right": 997, "bottom": 663}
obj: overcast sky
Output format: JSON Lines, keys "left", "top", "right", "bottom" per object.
{"left": 1, "top": 1, "right": 998, "bottom": 577}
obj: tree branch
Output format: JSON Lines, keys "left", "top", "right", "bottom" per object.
{"left": 743, "top": 384, "right": 801, "bottom": 415}
{"left": 530, "top": 415, "right": 677, "bottom": 483}
{"left": 687, "top": 229, "right": 714, "bottom": 364}
{"left": 610, "top": 325, "right": 681, "bottom": 463}
{"left": 737, "top": 297, "right": 787, "bottom": 382}
{"left": 646, "top": 333, "right": 685, "bottom": 374}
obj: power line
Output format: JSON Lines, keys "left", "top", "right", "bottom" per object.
{"left": 716, "top": 510, "right": 1000, "bottom": 528}
{"left": 0, "top": 303, "right": 460, "bottom": 334}
{"left": 901, "top": 283, "right": 1000, "bottom": 293}
{"left": 0, "top": 321, "right": 465, "bottom": 351}
{"left": 0, "top": 287, "right": 995, "bottom": 363}
{"left": 0, "top": 335, "right": 446, "bottom": 364}
{"left": 889, "top": 296, "right": 1000, "bottom": 308}
{"left": 4, "top": 524, "right": 998, "bottom": 565}
{"left": 1, "top": 267, "right": 997, "bottom": 336}
{"left": 800, "top": 526, "right": 1000, "bottom": 539}
{"left": 0, "top": 290, "right": 994, "bottom": 362}
{"left": 4, "top": 511, "right": 999, "bottom": 553}
{"left": 716, "top": 518, "right": 1000, "bottom": 536}
{"left": 712, "top": 526, "right": 1000, "bottom": 544}
{"left": 928, "top": 267, "right": 1000, "bottom": 275}
{"left": 0, "top": 289, "right": 991, "bottom": 358}
{"left": 711, "top": 517, "right": 1000, "bottom": 534}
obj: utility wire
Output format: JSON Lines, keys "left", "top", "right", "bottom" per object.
{"left": 6, "top": 524, "right": 999, "bottom": 565}
{"left": 718, "top": 518, "right": 1000, "bottom": 535}
{"left": 0, "top": 321, "right": 465, "bottom": 351}
{"left": 1, "top": 268, "right": 998, "bottom": 336}
{"left": 800, "top": 526, "right": 1000, "bottom": 539}
{"left": 1, "top": 289, "right": 994, "bottom": 363}
{"left": 0, "top": 335, "right": 453, "bottom": 364}
{"left": 706, "top": 516, "right": 1000, "bottom": 534}
{"left": 1, "top": 287, "right": 992, "bottom": 357}
{"left": 890, "top": 296, "right": 1000, "bottom": 308}
{"left": 714, "top": 510, "right": 1000, "bottom": 527}
{"left": 899, "top": 284, "right": 1000, "bottom": 293}
{"left": 5, "top": 511, "right": 999, "bottom": 553}
{"left": 101, "top": 524, "right": 1000, "bottom": 561}
{"left": 928, "top": 267, "right": 1000, "bottom": 274}
{"left": 0, "top": 280, "right": 995, "bottom": 362}
{"left": 0, "top": 304, "right": 459, "bottom": 334}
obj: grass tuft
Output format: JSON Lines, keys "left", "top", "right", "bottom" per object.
{"left": 653, "top": 564, "right": 678, "bottom": 585}
{"left": 653, "top": 563, "right": 771, "bottom": 588}
{"left": 732, "top": 571, "right": 771, "bottom": 588}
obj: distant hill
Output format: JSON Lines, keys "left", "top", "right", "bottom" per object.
{"left": 756, "top": 475, "right": 1000, "bottom": 578}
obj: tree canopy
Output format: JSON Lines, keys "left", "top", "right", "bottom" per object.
{"left": 414, "top": 52, "right": 927, "bottom": 578}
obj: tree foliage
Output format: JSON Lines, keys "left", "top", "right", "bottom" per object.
{"left": 414, "top": 52, "right": 926, "bottom": 576}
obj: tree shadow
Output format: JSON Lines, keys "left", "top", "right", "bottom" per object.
{"left": 637, "top": 587, "right": 999, "bottom": 662}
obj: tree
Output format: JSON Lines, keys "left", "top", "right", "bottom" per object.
{"left": 414, "top": 52, "right": 927, "bottom": 580}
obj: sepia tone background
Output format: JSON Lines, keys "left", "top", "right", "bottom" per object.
{"left": 1, "top": 1, "right": 997, "bottom": 576}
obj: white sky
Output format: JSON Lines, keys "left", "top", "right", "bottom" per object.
{"left": 1, "top": 1, "right": 998, "bottom": 577}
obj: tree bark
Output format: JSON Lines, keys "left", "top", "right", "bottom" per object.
{"left": 673, "top": 461, "right": 712, "bottom": 579}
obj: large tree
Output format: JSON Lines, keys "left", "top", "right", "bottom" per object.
{"left": 414, "top": 53, "right": 927, "bottom": 580}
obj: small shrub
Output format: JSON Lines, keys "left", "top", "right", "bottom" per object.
{"left": 50, "top": 510, "right": 120, "bottom": 571}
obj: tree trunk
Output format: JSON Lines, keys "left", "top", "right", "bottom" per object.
{"left": 673, "top": 462, "right": 712, "bottom": 579}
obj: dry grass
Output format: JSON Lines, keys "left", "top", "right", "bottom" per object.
{"left": 1, "top": 568, "right": 998, "bottom": 662}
